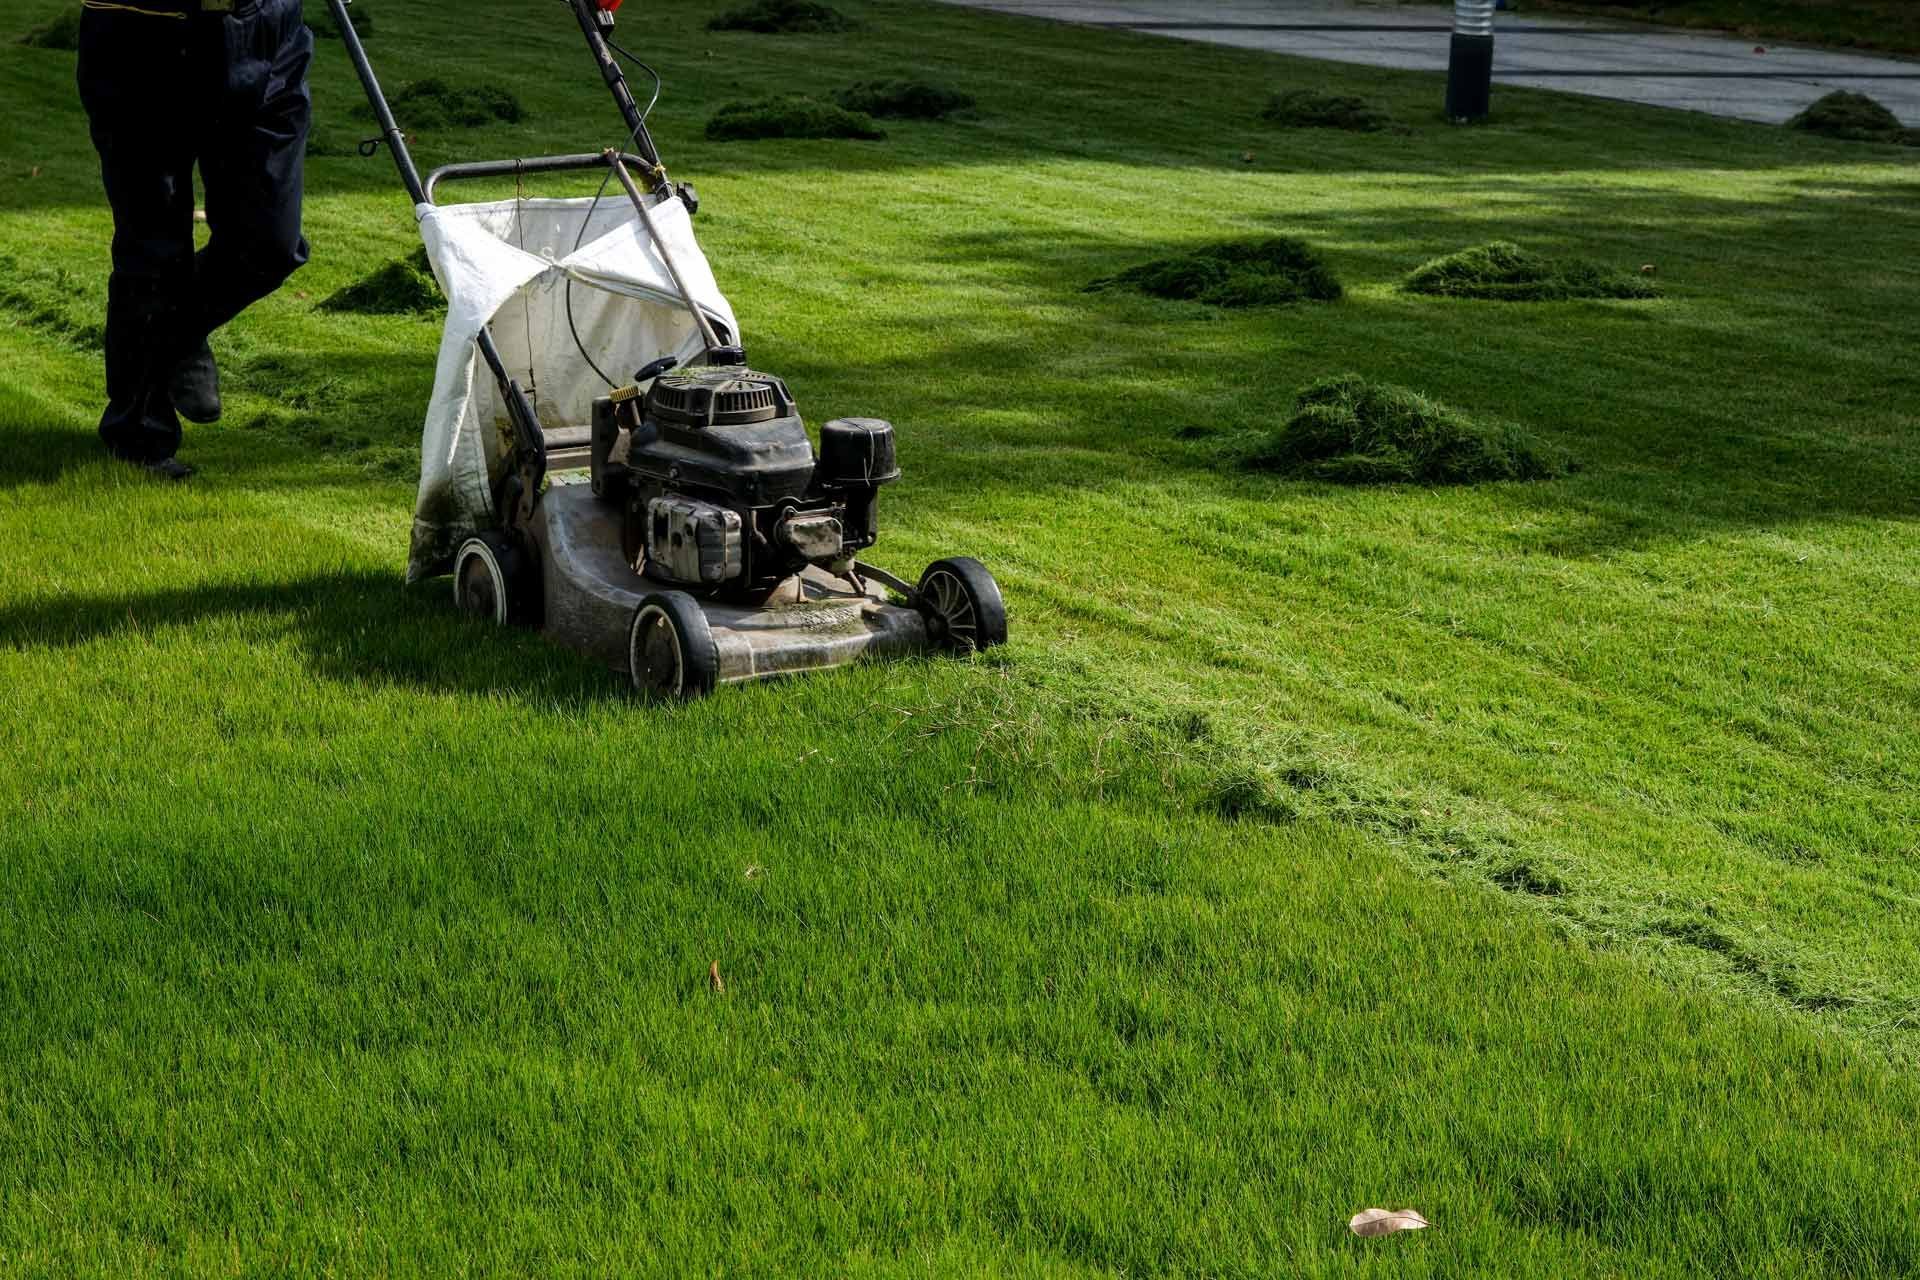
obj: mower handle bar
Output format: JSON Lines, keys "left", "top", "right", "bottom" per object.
{"left": 422, "top": 152, "right": 656, "bottom": 205}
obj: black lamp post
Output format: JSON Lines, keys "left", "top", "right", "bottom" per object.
{"left": 1446, "top": 0, "right": 1495, "bottom": 122}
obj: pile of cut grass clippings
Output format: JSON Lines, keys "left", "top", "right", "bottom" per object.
{"left": 357, "top": 78, "right": 522, "bottom": 129}
{"left": 707, "top": 0, "right": 851, "bottom": 33}
{"left": 834, "top": 79, "right": 975, "bottom": 120}
{"left": 307, "top": 0, "right": 373, "bottom": 40}
{"left": 1404, "top": 240, "right": 1658, "bottom": 302}
{"left": 1086, "top": 237, "right": 1342, "bottom": 308}
{"left": 318, "top": 247, "right": 442, "bottom": 316}
{"left": 18, "top": 9, "right": 80, "bottom": 50}
{"left": 1232, "top": 373, "right": 1576, "bottom": 485}
{"left": 1787, "top": 90, "right": 1920, "bottom": 145}
{"left": 1260, "top": 88, "right": 1392, "bottom": 132}
{"left": 706, "top": 96, "right": 885, "bottom": 141}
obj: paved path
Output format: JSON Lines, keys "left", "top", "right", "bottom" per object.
{"left": 937, "top": 0, "right": 1920, "bottom": 125}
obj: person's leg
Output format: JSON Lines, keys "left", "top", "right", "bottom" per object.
{"left": 192, "top": 0, "right": 312, "bottom": 344}
{"left": 76, "top": 6, "right": 198, "bottom": 464}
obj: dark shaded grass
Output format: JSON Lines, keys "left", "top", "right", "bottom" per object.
{"left": 835, "top": 78, "right": 974, "bottom": 120}
{"left": 357, "top": 77, "right": 523, "bottom": 129}
{"left": 1788, "top": 90, "right": 1920, "bottom": 146}
{"left": 1404, "top": 240, "right": 1659, "bottom": 301}
{"left": 17, "top": 8, "right": 78, "bottom": 50}
{"left": 1086, "top": 236, "right": 1342, "bottom": 308}
{"left": 317, "top": 247, "right": 441, "bottom": 316}
{"left": 706, "top": 94, "right": 885, "bottom": 141}
{"left": 707, "top": 0, "right": 851, "bottom": 33}
{"left": 304, "top": 0, "right": 373, "bottom": 39}
{"left": 1260, "top": 87, "right": 1392, "bottom": 132}
{"left": 1232, "top": 373, "right": 1577, "bottom": 484}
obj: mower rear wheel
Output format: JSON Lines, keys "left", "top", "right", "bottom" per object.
{"left": 454, "top": 533, "right": 535, "bottom": 626}
{"left": 916, "top": 557, "right": 1007, "bottom": 654}
{"left": 629, "top": 591, "right": 719, "bottom": 700}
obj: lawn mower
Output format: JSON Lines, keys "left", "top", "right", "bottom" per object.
{"left": 325, "top": 0, "right": 1005, "bottom": 696}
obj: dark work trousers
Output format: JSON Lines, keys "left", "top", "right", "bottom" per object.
{"left": 77, "top": 0, "right": 312, "bottom": 462}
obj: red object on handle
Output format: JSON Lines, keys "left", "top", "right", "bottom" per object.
{"left": 597, "top": 0, "right": 624, "bottom": 10}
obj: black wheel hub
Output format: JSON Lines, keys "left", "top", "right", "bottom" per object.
{"left": 459, "top": 555, "right": 499, "bottom": 620}
{"left": 635, "top": 608, "right": 683, "bottom": 694}
{"left": 920, "top": 568, "right": 981, "bottom": 652}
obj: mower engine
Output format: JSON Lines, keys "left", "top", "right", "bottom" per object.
{"left": 589, "top": 363, "right": 900, "bottom": 598}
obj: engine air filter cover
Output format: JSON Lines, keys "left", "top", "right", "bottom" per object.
{"left": 645, "top": 365, "right": 796, "bottom": 428}
{"left": 818, "top": 417, "right": 900, "bottom": 486}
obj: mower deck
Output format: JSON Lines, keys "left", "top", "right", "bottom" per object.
{"left": 531, "top": 479, "right": 933, "bottom": 684}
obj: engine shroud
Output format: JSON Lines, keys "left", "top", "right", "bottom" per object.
{"left": 590, "top": 364, "right": 896, "bottom": 597}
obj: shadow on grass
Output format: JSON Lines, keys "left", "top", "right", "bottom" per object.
{"left": 0, "top": 571, "right": 628, "bottom": 705}
{"left": 0, "top": 345, "right": 435, "bottom": 493}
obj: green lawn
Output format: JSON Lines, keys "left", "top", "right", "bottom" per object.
{"left": 3, "top": 0, "right": 1918, "bottom": 1273}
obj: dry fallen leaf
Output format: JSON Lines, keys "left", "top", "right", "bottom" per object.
{"left": 1349, "top": 1208, "right": 1431, "bottom": 1237}
{"left": 29, "top": 166, "right": 41, "bottom": 179}
{"left": 1640, "top": 263, "right": 1657, "bottom": 275}
{"left": 708, "top": 960, "right": 725, "bottom": 994}
{"left": 1240, "top": 150, "right": 1256, "bottom": 164}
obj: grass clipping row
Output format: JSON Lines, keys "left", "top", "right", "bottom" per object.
{"left": 834, "top": 80, "right": 974, "bottom": 120}
{"left": 1088, "top": 237, "right": 1342, "bottom": 308}
{"left": 318, "top": 248, "right": 442, "bottom": 317}
{"left": 356, "top": 78, "right": 523, "bottom": 130}
{"left": 1235, "top": 374, "right": 1575, "bottom": 485}
{"left": 708, "top": 0, "right": 851, "bottom": 33}
{"left": 1405, "top": 241, "right": 1656, "bottom": 302}
{"left": 707, "top": 96, "right": 884, "bottom": 141}
{"left": 1260, "top": 88, "right": 1392, "bottom": 132}
{"left": 18, "top": 10, "right": 79, "bottom": 49}
{"left": 1787, "top": 90, "right": 1920, "bottom": 146}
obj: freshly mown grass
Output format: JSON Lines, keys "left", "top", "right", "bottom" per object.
{"left": 835, "top": 78, "right": 974, "bottom": 119}
{"left": 1404, "top": 240, "right": 1659, "bottom": 301}
{"left": 360, "top": 76, "right": 523, "bottom": 129}
{"left": 1233, "top": 373, "right": 1576, "bottom": 485}
{"left": 318, "top": 246, "right": 441, "bottom": 316}
{"left": 707, "top": 0, "right": 852, "bottom": 34}
{"left": 1087, "top": 236, "right": 1343, "bottom": 307}
{"left": 1788, "top": 90, "right": 1920, "bottom": 146}
{"left": 4, "top": 0, "right": 1920, "bottom": 1271}
{"left": 17, "top": 7, "right": 78, "bottom": 50}
{"left": 1260, "top": 87, "right": 1392, "bottom": 132}
{"left": 706, "top": 94, "right": 884, "bottom": 141}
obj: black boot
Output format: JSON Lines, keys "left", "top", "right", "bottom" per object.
{"left": 169, "top": 339, "right": 222, "bottom": 424}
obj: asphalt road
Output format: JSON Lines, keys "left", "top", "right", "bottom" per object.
{"left": 936, "top": 0, "right": 1920, "bottom": 125}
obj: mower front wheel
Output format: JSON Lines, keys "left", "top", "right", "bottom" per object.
{"left": 629, "top": 591, "right": 719, "bottom": 700}
{"left": 454, "top": 533, "right": 537, "bottom": 626}
{"left": 916, "top": 557, "right": 1008, "bottom": 655}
